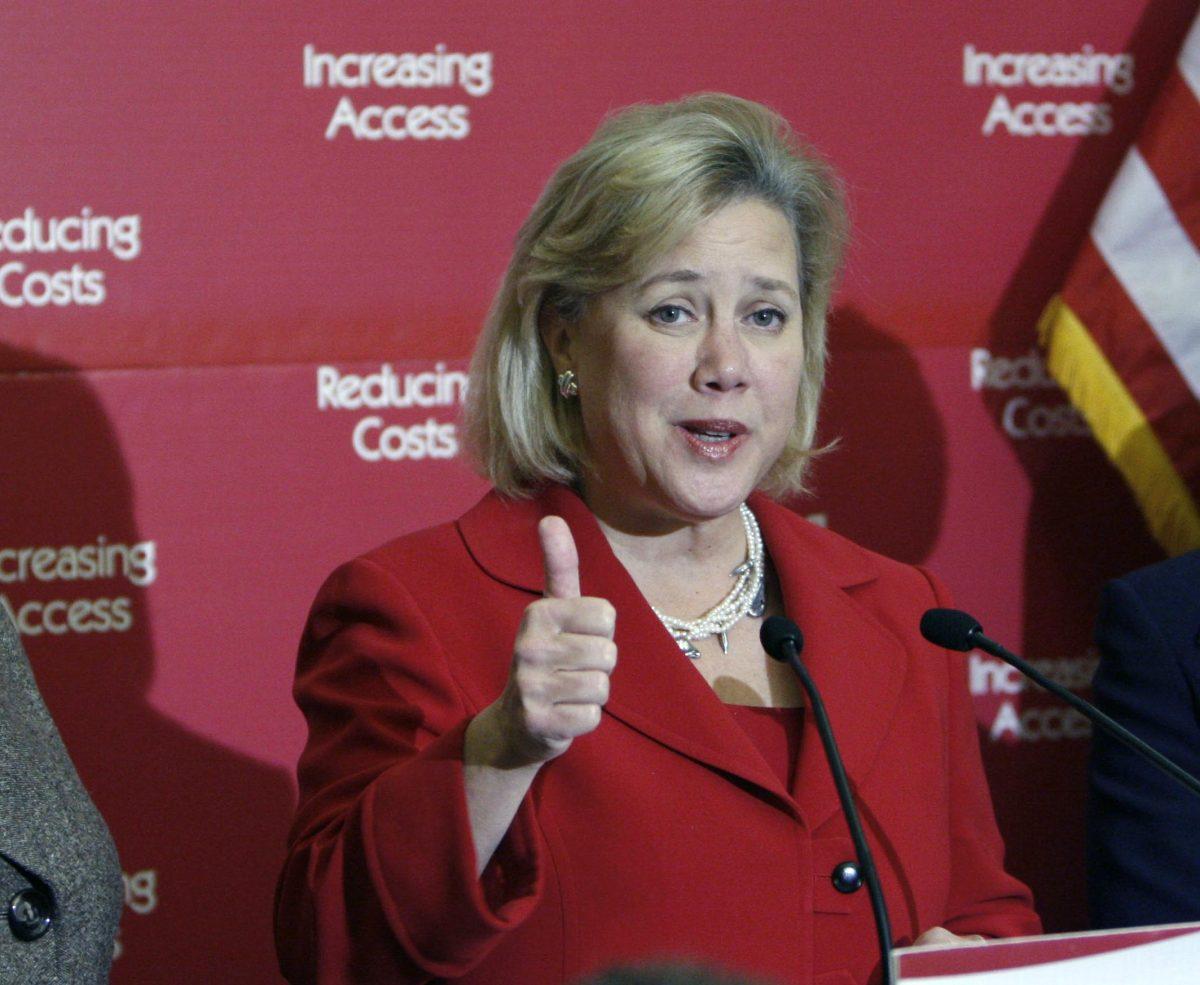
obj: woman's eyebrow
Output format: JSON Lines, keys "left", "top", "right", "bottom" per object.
{"left": 634, "top": 269, "right": 703, "bottom": 293}
{"left": 635, "top": 270, "right": 797, "bottom": 297}
{"left": 750, "top": 276, "right": 799, "bottom": 300}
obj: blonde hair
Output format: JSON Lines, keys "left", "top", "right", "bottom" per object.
{"left": 465, "top": 92, "right": 846, "bottom": 497}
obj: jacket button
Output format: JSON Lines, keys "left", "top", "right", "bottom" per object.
{"left": 832, "top": 860, "right": 863, "bottom": 894}
{"left": 8, "top": 888, "right": 53, "bottom": 942}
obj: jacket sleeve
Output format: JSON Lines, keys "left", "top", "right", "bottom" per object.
{"left": 1087, "top": 576, "right": 1200, "bottom": 928}
{"left": 922, "top": 569, "right": 1042, "bottom": 940}
{"left": 274, "top": 556, "right": 544, "bottom": 984}
{"left": 0, "top": 611, "right": 124, "bottom": 984}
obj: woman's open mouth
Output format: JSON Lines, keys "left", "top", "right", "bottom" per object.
{"left": 677, "top": 420, "right": 748, "bottom": 460}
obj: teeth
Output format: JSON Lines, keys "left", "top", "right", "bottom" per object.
{"left": 696, "top": 431, "right": 732, "bottom": 442}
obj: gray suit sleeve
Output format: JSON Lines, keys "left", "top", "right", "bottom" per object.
{"left": 0, "top": 609, "right": 125, "bottom": 983}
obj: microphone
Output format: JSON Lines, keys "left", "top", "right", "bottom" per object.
{"left": 920, "top": 608, "right": 1200, "bottom": 799}
{"left": 760, "top": 616, "right": 804, "bottom": 660}
{"left": 918, "top": 608, "right": 982, "bottom": 652}
{"left": 760, "top": 616, "right": 895, "bottom": 985}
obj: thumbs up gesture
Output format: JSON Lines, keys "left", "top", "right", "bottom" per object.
{"left": 491, "top": 516, "right": 618, "bottom": 766}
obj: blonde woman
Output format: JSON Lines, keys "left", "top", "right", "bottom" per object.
{"left": 276, "top": 94, "right": 1039, "bottom": 985}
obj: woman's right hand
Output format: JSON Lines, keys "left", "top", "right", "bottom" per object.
{"left": 473, "top": 515, "right": 618, "bottom": 769}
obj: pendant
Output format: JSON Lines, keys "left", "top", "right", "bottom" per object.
{"left": 749, "top": 578, "right": 766, "bottom": 618}
{"left": 719, "top": 631, "right": 729, "bottom": 654}
{"left": 683, "top": 639, "right": 702, "bottom": 660}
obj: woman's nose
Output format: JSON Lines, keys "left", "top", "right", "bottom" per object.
{"left": 693, "top": 320, "right": 748, "bottom": 393}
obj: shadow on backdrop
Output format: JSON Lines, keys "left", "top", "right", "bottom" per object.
{"left": 802, "top": 304, "right": 948, "bottom": 567}
{"left": 0, "top": 343, "right": 294, "bottom": 982}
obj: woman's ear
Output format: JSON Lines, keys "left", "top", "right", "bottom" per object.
{"left": 538, "top": 302, "right": 576, "bottom": 374}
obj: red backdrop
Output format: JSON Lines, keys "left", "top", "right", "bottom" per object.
{"left": 2, "top": 2, "right": 1194, "bottom": 980}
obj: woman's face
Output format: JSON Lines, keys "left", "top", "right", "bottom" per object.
{"left": 547, "top": 198, "right": 805, "bottom": 528}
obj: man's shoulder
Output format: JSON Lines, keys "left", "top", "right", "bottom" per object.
{"left": 1104, "top": 549, "right": 1200, "bottom": 652}
{"left": 1114, "top": 549, "right": 1200, "bottom": 599}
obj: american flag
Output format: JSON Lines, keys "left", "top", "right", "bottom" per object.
{"left": 1039, "top": 14, "right": 1200, "bottom": 557}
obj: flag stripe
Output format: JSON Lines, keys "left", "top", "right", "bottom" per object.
{"left": 1064, "top": 239, "right": 1200, "bottom": 487}
{"left": 1040, "top": 296, "right": 1200, "bottom": 556}
{"left": 1091, "top": 148, "right": 1200, "bottom": 402}
{"left": 1136, "top": 68, "right": 1200, "bottom": 253}
{"left": 1043, "top": 11, "right": 1200, "bottom": 555}
{"left": 1178, "top": 11, "right": 1200, "bottom": 101}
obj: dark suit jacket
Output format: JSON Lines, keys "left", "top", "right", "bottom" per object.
{"left": 1087, "top": 549, "right": 1200, "bottom": 928}
{"left": 0, "top": 608, "right": 123, "bottom": 983}
{"left": 276, "top": 486, "right": 1039, "bottom": 984}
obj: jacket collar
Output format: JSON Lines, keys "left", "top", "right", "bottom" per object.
{"left": 458, "top": 486, "right": 907, "bottom": 830}
{"left": 758, "top": 498, "right": 909, "bottom": 829}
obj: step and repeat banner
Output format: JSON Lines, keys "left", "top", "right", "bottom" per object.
{"left": 2, "top": 2, "right": 1194, "bottom": 980}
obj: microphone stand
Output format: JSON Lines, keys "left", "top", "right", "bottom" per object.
{"left": 921, "top": 607, "right": 1200, "bottom": 801}
{"left": 765, "top": 621, "right": 896, "bottom": 985}
{"left": 966, "top": 626, "right": 1200, "bottom": 800}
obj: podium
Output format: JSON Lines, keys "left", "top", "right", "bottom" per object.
{"left": 893, "top": 922, "right": 1200, "bottom": 983}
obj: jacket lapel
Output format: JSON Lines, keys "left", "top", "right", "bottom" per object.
{"left": 753, "top": 496, "right": 909, "bottom": 830}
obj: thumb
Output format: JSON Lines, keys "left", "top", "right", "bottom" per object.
{"left": 538, "top": 516, "right": 581, "bottom": 599}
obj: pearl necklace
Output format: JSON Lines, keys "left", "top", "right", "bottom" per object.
{"left": 651, "top": 504, "right": 766, "bottom": 659}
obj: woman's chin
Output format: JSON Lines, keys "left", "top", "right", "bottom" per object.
{"left": 584, "top": 460, "right": 764, "bottom": 529}
{"left": 658, "top": 478, "right": 759, "bottom": 524}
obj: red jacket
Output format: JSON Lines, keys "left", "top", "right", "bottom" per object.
{"left": 276, "top": 486, "right": 1039, "bottom": 984}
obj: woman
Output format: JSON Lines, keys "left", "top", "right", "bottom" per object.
{"left": 275, "top": 94, "right": 1039, "bottom": 985}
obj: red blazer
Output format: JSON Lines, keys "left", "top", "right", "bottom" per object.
{"left": 276, "top": 485, "right": 1039, "bottom": 985}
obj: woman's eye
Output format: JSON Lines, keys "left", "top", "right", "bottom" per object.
{"left": 650, "top": 304, "right": 688, "bottom": 325}
{"left": 749, "top": 308, "right": 785, "bottom": 328}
